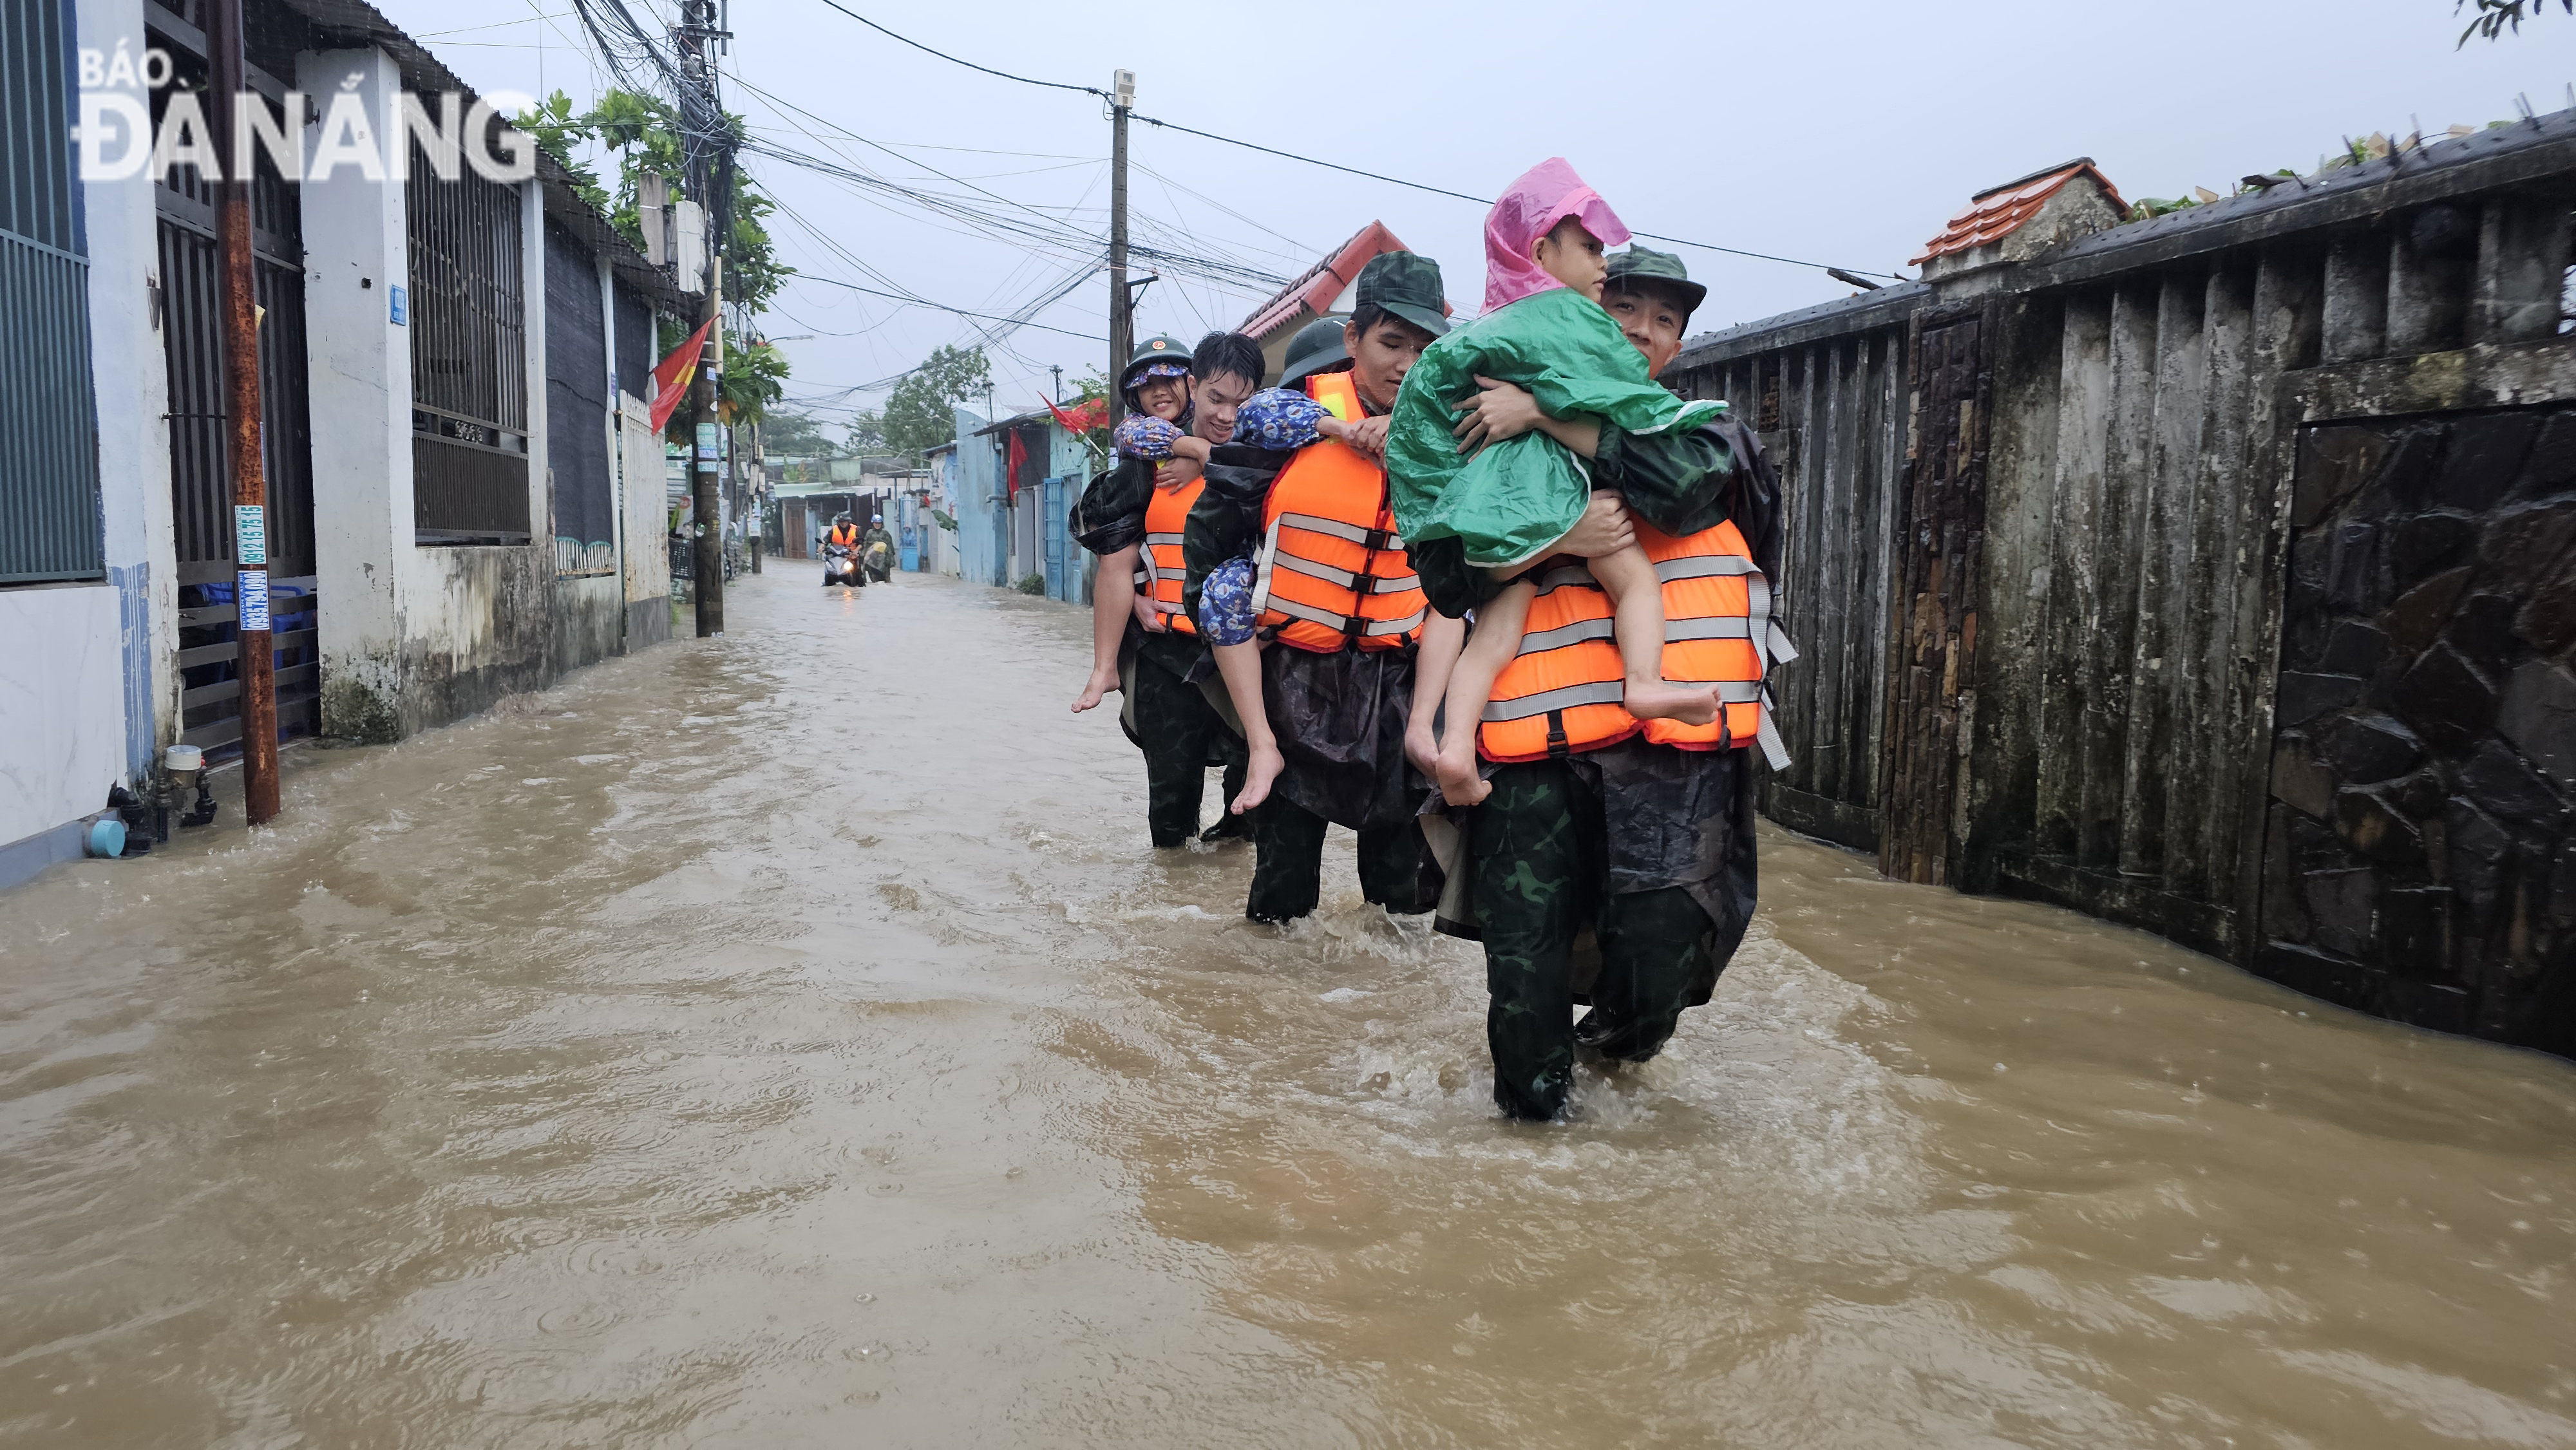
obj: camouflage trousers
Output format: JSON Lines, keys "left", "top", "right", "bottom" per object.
{"left": 1132, "top": 654, "right": 1249, "bottom": 848}
{"left": 1470, "top": 759, "right": 1716, "bottom": 1122}
{"left": 1246, "top": 798, "right": 1436, "bottom": 924}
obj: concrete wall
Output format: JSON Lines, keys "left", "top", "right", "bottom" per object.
{"left": 0, "top": 0, "right": 161, "bottom": 886}
{"left": 301, "top": 47, "right": 556, "bottom": 740}
{"left": 82, "top": 0, "right": 177, "bottom": 780}
{"left": 0, "top": 588, "right": 126, "bottom": 880}
{"left": 620, "top": 389, "right": 671, "bottom": 647}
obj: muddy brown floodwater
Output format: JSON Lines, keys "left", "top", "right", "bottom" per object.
{"left": 4, "top": 571, "right": 2573, "bottom": 1448}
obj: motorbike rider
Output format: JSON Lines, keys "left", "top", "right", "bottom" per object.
{"left": 864, "top": 515, "right": 896, "bottom": 578}
{"left": 822, "top": 512, "right": 864, "bottom": 587}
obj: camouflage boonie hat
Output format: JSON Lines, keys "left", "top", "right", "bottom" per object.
{"left": 1605, "top": 246, "right": 1706, "bottom": 317}
{"left": 1353, "top": 252, "right": 1450, "bottom": 338}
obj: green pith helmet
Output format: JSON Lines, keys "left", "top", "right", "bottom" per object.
{"left": 1118, "top": 334, "right": 1192, "bottom": 395}
{"left": 1276, "top": 316, "right": 1350, "bottom": 390}
{"left": 1352, "top": 251, "right": 1450, "bottom": 338}
{"left": 1605, "top": 245, "right": 1707, "bottom": 317}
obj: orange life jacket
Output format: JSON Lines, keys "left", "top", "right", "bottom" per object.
{"left": 1475, "top": 517, "right": 1794, "bottom": 768}
{"left": 1249, "top": 371, "right": 1426, "bottom": 653}
{"left": 1138, "top": 476, "right": 1204, "bottom": 635}
{"left": 826, "top": 524, "right": 860, "bottom": 549}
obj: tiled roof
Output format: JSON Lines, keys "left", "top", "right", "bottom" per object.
{"left": 1239, "top": 220, "right": 1415, "bottom": 339}
{"left": 1911, "top": 159, "right": 2126, "bottom": 266}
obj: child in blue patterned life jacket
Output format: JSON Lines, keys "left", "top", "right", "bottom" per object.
{"left": 1180, "top": 341, "right": 1373, "bottom": 818}
{"left": 1072, "top": 339, "right": 1198, "bottom": 713}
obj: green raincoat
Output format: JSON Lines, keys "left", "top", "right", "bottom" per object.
{"left": 1385, "top": 287, "right": 1727, "bottom": 569}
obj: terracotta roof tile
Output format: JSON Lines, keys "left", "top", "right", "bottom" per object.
{"left": 1239, "top": 220, "right": 1450, "bottom": 339}
{"left": 1911, "top": 159, "right": 2126, "bottom": 267}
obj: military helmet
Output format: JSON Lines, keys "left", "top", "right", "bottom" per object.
{"left": 1118, "top": 334, "right": 1192, "bottom": 394}
{"left": 1276, "top": 317, "right": 1351, "bottom": 390}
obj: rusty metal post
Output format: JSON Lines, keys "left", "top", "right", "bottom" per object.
{"left": 208, "top": 0, "right": 277, "bottom": 822}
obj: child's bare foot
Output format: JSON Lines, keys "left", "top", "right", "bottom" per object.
{"left": 1231, "top": 741, "right": 1285, "bottom": 814}
{"left": 1070, "top": 666, "right": 1119, "bottom": 713}
{"left": 1435, "top": 740, "right": 1491, "bottom": 807}
{"left": 1624, "top": 679, "right": 1719, "bottom": 726}
{"left": 1404, "top": 722, "right": 1441, "bottom": 780}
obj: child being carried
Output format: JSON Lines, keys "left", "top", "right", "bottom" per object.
{"left": 1385, "top": 158, "right": 1730, "bottom": 805}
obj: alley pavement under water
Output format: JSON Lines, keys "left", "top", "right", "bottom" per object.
{"left": 4, "top": 570, "right": 2574, "bottom": 1448}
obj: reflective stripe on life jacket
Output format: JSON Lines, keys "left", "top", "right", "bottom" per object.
{"left": 1475, "top": 518, "right": 1795, "bottom": 769}
{"left": 1139, "top": 476, "right": 1204, "bottom": 635}
{"left": 1249, "top": 370, "right": 1426, "bottom": 653}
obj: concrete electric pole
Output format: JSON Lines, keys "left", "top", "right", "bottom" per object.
{"left": 1108, "top": 68, "right": 1132, "bottom": 426}
{"left": 680, "top": 0, "right": 728, "bottom": 636}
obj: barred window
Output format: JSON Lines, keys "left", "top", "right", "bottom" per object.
{"left": 407, "top": 133, "right": 528, "bottom": 544}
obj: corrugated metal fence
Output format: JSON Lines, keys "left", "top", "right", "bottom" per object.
{"left": 1663, "top": 109, "right": 2576, "bottom": 1054}
{"left": 0, "top": 0, "right": 101, "bottom": 586}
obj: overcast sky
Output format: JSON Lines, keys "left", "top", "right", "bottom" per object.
{"left": 382, "top": 0, "right": 2572, "bottom": 428}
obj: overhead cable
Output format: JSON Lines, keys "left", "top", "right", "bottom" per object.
{"left": 798, "top": 274, "right": 1108, "bottom": 342}
{"left": 803, "top": 3, "right": 1909, "bottom": 282}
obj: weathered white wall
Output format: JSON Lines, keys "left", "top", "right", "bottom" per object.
{"left": 0, "top": 0, "right": 161, "bottom": 880}
{"left": 0, "top": 588, "right": 126, "bottom": 860}
{"left": 619, "top": 389, "right": 671, "bottom": 646}
{"left": 300, "top": 48, "right": 558, "bottom": 739}
{"left": 298, "top": 46, "right": 410, "bottom": 740}
{"left": 79, "top": 0, "right": 176, "bottom": 780}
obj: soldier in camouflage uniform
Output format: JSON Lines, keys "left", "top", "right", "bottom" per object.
{"left": 1075, "top": 337, "right": 1251, "bottom": 849}
{"left": 1183, "top": 256, "right": 1459, "bottom": 924}
{"left": 1417, "top": 249, "right": 1781, "bottom": 1120}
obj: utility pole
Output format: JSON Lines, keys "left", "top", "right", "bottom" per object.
{"left": 209, "top": 0, "right": 277, "bottom": 824}
{"left": 680, "top": 0, "right": 728, "bottom": 636}
{"left": 1050, "top": 364, "right": 1063, "bottom": 404}
{"left": 1108, "top": 68, "right": 1133, "bottom": 425}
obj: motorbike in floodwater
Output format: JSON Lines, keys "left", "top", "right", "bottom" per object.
{"left": 822, "top": 542, "right": 865, "bottom": 588}
{"left": 864, "top": 540, "right": 893, "bottom": 583}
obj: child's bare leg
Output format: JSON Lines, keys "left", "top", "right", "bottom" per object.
{"left": 1435, "top": 581, "right": 1533, "bottom": 807}
{"left": 1408, "top": 614, "right": 1464, "bottom": 779}
{"left": 1073, "top": 543, "right": 1138, "bottom": 711}
{"left": 1214, "top": 641, "right": 1283, "bottom": 813}
{"left": 1593, "top": 545, "right": 1717, "bottom": 725}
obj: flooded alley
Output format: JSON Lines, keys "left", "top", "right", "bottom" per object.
{"left": 4, "top": 570, "right": 2573, "bottom": 1449}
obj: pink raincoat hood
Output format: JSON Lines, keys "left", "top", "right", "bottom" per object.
{"left": 1481, "top": 158, "right": 1631, "bottom": 314}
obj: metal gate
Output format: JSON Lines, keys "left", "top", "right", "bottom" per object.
{"left": 0, "top": 0, "right": 102, "bottom": 587}
{"left": 1041, "top": 475, "right": 1070, "bottom": 599}
{"left": 151, "top": 49, "right": 319, "bottom": 751}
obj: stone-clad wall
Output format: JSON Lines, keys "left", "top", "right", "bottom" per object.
{"left": 2260, "top": 405, "right": 2576, "bottom": 1054}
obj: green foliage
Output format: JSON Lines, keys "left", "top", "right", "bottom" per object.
{"left": 520, "top": 87, "right": 791, "bottom": 315}
{"left": 842, "top": 410, "right": 888, "bottom": 456}
{"left": 517, "top": 90, "right": 609, "bottom": 215}
{"left": 1016, "top": 573, "right": 1046, "bottom": 595}
{"left": 2125, "top": 196, "right": 2201, "bottom": 222}
{"left": 762, "top": 411, "right": 838, "bottom": 457}
{"left": 883, "top": 346, "right": 992, "bottom": 465}
{"left": 2457, "top": 0, "right": 2571, "bottom": 42}
{"left": 719, "top": 337, "right": 788, "bottom": 427}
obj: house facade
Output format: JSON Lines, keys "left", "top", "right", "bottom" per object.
{"left": 0, "top": 0, "right": 693, "bottom": 890}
